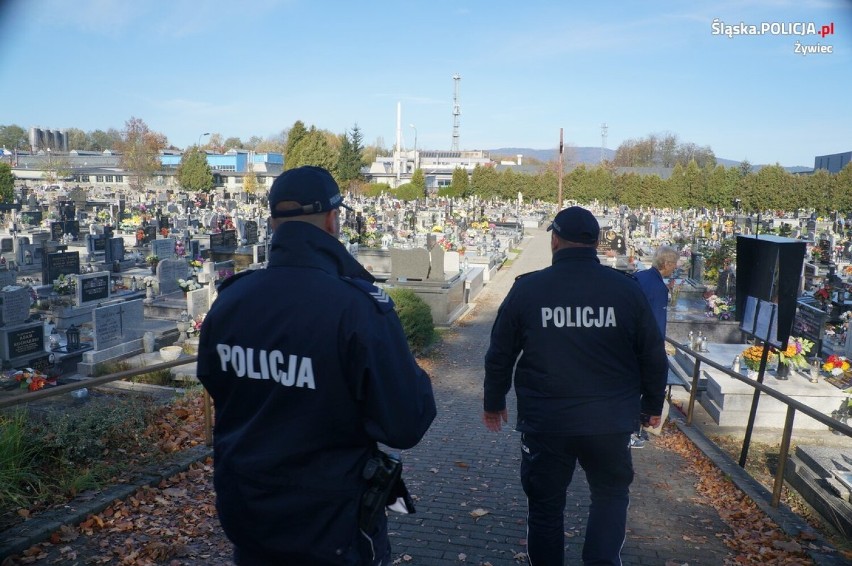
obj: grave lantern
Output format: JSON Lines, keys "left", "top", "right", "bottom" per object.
{"left": 24, "top": 250, "right": 32, "bottom": 265}
{"left": 130, "top": 276, "right": 138, "bottom": 292}
{"left": 49, "top": 328, "right": 61, "bottom": 351}
{"left": 66, "top": 324, "right": 80, "bottom": 350}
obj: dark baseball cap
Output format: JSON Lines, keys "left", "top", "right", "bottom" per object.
{"left": 269, "top": 166, "right": 352, "bottom": 218}
{"left": 547, "top": 206, "right": 600, "bottom": 244}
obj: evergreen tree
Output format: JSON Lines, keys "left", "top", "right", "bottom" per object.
{"left": 284, "top": 121, "right": 308, "bottom": 170}
{"left": 411, "top": 169, "right": 426, "bottom": 197}
{"left": 448, "top": 166, "right": 469, "bottom": 197}
{"left": 0, "top": 162, "right": 14, "bottom": 204}
{"left": 176, "top": 146, "right": 214, "bottom": 193}
{"left": 337, "top": 124, "right": 364, "bottom": 183}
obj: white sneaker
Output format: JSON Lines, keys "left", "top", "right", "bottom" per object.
{"left": 629, "top": 433, "right": 645, "bottom": 448}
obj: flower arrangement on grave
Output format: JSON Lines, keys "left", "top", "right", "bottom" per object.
{"left": 174, "top": 241, "right": 186, "bottom": 257}
{"left": 11, "top": 368, "right": 52, "bottom": 391}
{"left": 143, "top": 276, "right": 157, "bottom": 288}
{"left": 145, "top": 254, "right": 159, "bottom": 266}
{"left": 218, "top": 268, "right": 234, "bottom": 280}
{"left": 814, "top": 285, "right": 830, "bottom": 305}
{"left": 189, "top": 314, "right": 206, "bottom": 336}
{"left": 741, "top": 345, "right": 777, "bottom": 372}
{"left": 53, "top": 274, "right": 76, "bottom": 296}
{"left": 704, "top": 294, "right": 734, "bottom": 320}
{"left": 823, "top": 354, "right": 850, "bottom": 376}
{"left": 775, "top": 336, "right": 813, "bottom": 369}
{"left": 188, "top": 258, "right": 203, "bottom": 270}
{"left": 178, "top": 278, "right": 201, "bottom": 293}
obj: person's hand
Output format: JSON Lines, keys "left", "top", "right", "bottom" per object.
{"left": 646, "top": 415, "right": 661, "bottom": 428}
{"left": 483, "top": 409, "right": 508, "bottom": 432}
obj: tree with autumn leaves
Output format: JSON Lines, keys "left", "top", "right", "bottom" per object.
{"left": 117, "top": 117, "right": 167, "bottom": 193}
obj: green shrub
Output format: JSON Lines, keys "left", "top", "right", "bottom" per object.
{"left": 39, "top": 395, "right": 152, "bottom": 465}
{"left": 387, "top": 288, "right": 435, "bottom": 354}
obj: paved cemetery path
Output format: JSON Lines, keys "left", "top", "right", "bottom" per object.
{"left": 2, "top": 226, "right": 736, "bottom": 565}
{"left": 386, "top": 227, "right": 733, "bottom": 565}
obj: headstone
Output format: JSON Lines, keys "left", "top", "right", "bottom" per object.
{"left": 0, "top": 238, "right": 13, "bottom": 253}
{"left": 50, "top": 222, "right": 64, "bottom": 241}
{"left": 222, "top": 230, "right": 238, "bottom": 249}
{"left": 244, "top": 221, "right": 259, "bottom": 245}
{"left": 151, "top": 237, "right": 176, "bottom": 260}
{"left": 105, "top": 237, "right": 125, "bottom": 263}
{"left": 187, "top": 287, "right": 210, "bottom": 318}
{"left": 209, "top": 232, "right": 225, "bottom": 249}
{"left": 0, "top": 287, "right": 32, "bottom": 327}
{"left": 792, "top": 302, "right": 828, "bottom": 357}
{"left": 86, "top": 234, "right": 107, "bottom": 255}
{"left": 428, "top": 246, "right": 446, "bottom": 280}
{"left": 42, "top": 251, "right": 80, "bottom": 285}
{"left": 92, "top": 299, "right": 144, "bottom": 350}
{"left": 0, "top": 271, "right": 16, "bottom": 288}
{"left": 156, "top": 258, "right": 190, "bottom": 295}
{"left": 144, "top": 225, "right": 157, "bottom": 244}
{"left": 0, "top": 322, "right": 44, "bottom": 361}
{"left": 390, "top": 249, "right": 431, "bottom": 281}
{"left": 75, "top": 271, "right": 111, "bottom": 306}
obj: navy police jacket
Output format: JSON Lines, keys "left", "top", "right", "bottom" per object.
{"left": 197, "top": 221, "right": 436, "bottom": 564}
{"left": 484, "top": 246, "right": 668, "bottom": 436}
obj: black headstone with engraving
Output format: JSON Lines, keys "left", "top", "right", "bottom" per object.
{"left": 222, "top": 230, "right": 238, "bottom": 249}
{"left": 50, "top": 222, "right": 64, "bottom": 241}
{"left": 42, "top": 251, "right": 81, "bottom": 285}
{"left": 792, "top": 302, "right": 828, "bottom": 357}
{"left": 209, "top": 232, "right": 225, "bottom": 249}
{"left": 245, "top": 221, "right": 259, "bottom": 245}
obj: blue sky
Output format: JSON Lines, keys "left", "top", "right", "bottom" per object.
{"left": 0, "top": 0, "right": 849, "bottom": 167}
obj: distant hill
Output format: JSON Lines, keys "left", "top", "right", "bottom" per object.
{"left": 488, "top": 147, "right": 812, "bottom": 174}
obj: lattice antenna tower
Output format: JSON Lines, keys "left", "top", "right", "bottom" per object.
{"left": 451, "top": 74, "right": 461, "bottom": 151}
{"left": 600, "top": 123, "right": 608, "bottom": 162}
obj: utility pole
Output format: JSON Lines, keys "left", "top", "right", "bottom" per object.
{"left": 451, "top": 74, "right": 461, "bottom": 151}
{"left": 600, "top": 123, "right": 608, "bottom": 163}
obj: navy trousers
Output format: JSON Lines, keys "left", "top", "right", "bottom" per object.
{"left": 520, "top": 432, "right": 634, "bottom": 566}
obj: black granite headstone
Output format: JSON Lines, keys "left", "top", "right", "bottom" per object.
{"left": 209, "top": 232, "right": 225, "bottom": 249}
{"left": 245, "top": 221, "right": 258, "bottom": 245}
{"left": 793, "top": 303, "right": 828, "bottom": 357}
{"left": 6, "top": 326, "right": 44, "bottom": 359}
{"left": 222, "top": 230, "right": 238, "bottom": 249}
{"left": 50, "top": 222, "right": 64, "bottom": 241}
{"left": 79, "top": 273, "right": 111, "bottom": 303}
{"left": 42, "top": 251, "right": 81, "bottom": 284}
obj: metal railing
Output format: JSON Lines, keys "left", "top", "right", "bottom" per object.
{"left": 0, "top": 355, "right": 213, "bottom": 446}
{"left": 666, "top": 336, "right": 852, "bottom": 508}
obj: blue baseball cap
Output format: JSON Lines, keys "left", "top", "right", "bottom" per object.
{"left": 269, "top": 166, "right": 352, "bottom": 218}
{"left": 547, "top": 206, "right": 600, "bottom": 244}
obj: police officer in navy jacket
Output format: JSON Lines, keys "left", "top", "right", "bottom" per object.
{"left": 483, "top": 206, "right": 668, "bottom": 566}
{"left": 198, "top": 166, "right": 436, "bottom": 565}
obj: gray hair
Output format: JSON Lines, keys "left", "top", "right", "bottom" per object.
{"left": 652, "top": 246, "right": 678, "bottom": 269}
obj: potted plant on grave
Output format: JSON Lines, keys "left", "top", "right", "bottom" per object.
{"left": 774, "top": 336, "right": 813, "bottom": 379}
{"left": 741, "top": 344, "right": 778, "bottom": 377}
{"left": 177, "top": 278, "right": 201, "bottom": 296}
{"left": 145, "top": 255, "right": 159, "bottom": 273}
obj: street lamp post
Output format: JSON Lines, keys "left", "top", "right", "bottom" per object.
{"left": 198, "top": 132, "right": 210, "bottom": 148}
{"left": 409, "top": 124, "right": 417, "bottom": 172}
